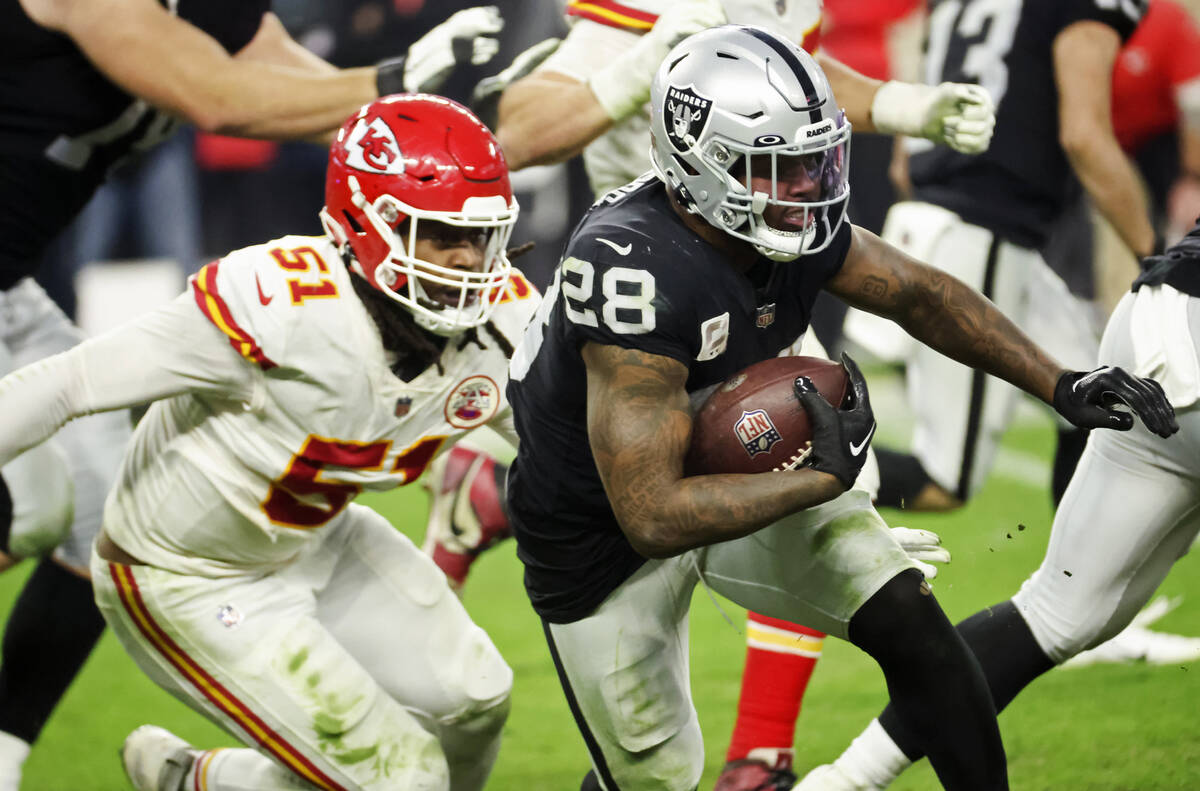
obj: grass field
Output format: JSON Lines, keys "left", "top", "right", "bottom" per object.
{"left": 13, "top": 390, "right": 1200, "bottom": 789}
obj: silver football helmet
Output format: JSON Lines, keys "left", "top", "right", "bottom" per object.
{"left": 649, "top": 25, "right": 851, "bottom": 261}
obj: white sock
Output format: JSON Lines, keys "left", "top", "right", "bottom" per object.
{"left": 0, "top": 732, "right": 30, "bottom": 791}
{"left": 188, "top": 748, "right": 313, "bottom": 791}
{"left": 832, "top": 719, "right": 912, "bottom": 789}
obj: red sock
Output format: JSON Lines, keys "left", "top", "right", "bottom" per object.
{"left": 725, "top": 612, "right": 826, "bottom": 764}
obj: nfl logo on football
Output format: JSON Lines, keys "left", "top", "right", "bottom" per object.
{"left": 734, "top": 409, "right": 783, "bottom": 457}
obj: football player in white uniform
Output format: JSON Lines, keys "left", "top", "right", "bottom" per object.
{"left": 0, "top": 95, "right": 538, "bottom": 791}
{"left": 0, "top": 4, "right": 505, "bottom": 787}
{"left": 422, "top": 2, "right": 990, "bottom": 787}
{"left": 793, "top": 227, "right": 1200, "bottom": 790}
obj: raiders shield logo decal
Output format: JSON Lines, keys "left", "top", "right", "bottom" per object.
{"left": 665, "top": 85, "right": 713, "bottom": 153}
{"left": 345, "top": 116, "right": 405, "bottom": 174}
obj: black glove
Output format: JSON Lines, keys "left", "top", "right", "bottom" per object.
{"left": 1053, "top": 366, "right": 1179, "bottom": 438}
{"left": 793, "top": 353, "right": 877, "bottom": 489}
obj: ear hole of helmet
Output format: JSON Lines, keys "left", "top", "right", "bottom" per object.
{"left": 342, "top": 210, "right": 364, "bottom": 234}
{"left": 671, "top": 153, "right": 700, "bottom": 177}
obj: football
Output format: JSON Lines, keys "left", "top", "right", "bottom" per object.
{"left": 685, "top": 356, "right": 849, "bottom": 476}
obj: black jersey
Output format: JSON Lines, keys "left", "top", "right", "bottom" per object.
{"left": 506, "top": 177, "right": 850, "bottom": 623}
{"left": 908, "top": 0, "right": 1145, "bottom": 248}
{"left": 0, "top": 0, "right": 269, "bottom": 288}
{"left": 1133, "top": 222, "right": 1200, "bottom": 297}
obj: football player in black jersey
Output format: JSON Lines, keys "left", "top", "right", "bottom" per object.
{"left": 505, "top": 25, "right": 1177, "bottom": 791}
{"left": 844, "top": 0, "right": 1158, "bottom": 516}
{"left": 0, "top": 1, "right": 504, "bottom": 786}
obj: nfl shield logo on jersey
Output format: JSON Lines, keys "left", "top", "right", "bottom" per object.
{"left": 665, "top": 85, "right": 713, "bottom": 153}
{"left": 755, "top": 303, "right": 776, "bottom": 328}
{"left": 734, "top": 409, "right": 783, "bottom": 457}
{"left": 394, "top": 396, "right": 413, "bottom": 417}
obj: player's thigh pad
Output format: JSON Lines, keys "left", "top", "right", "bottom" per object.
{"left": 1, "top": 279, "right": 130, "bottom": 567}
{"left": 91, "top": 552, "right": 450, "bottom": 791}
{"left": 1012, "top": 300, "right": 1200, "bottom": 662}
{"left": 297, "top": 504, "right": 512, "bottom": 727}
{"left": 907, "top": 224, "right": 1036, "bottom": 499}
{"left": 545, "top": 556, "right": 703, "bottom": 791}
{"left": 698, "top": 489, "right": 918, "bottom": 640}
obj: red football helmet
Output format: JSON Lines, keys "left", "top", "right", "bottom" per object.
{"left": 321, "top": 94, "right": 518, "bottom": 335}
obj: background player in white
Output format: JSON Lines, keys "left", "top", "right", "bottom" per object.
{"left": 793, "top": 224, "right": 1200, "bottom": 791}
{"left": 0, "top": 94, "right": 538, "bottom": 791}
{"left": 503, "top": 26, "right": 1176, "bottom": 791}
{"left": 0, "top": 3, "right": 507, "bottom": 787}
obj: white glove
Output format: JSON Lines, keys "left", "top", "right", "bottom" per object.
{"left": 871, "top": 81, "right": 996, "bottom": 154}
{"left": 470, "top": 37, "right": 562, "bottom": 128}
{"left": 404, "top": 6, "right": 504, "bottom": 93}
{"left": 589, "top": 0, "right": 727, "bottom": 121}
{"left": 889, "top": 526, "right": 951, "bottom": 581}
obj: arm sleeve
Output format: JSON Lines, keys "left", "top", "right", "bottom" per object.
{"left": 1062, "top": 0, "right": 1146, "bottom": 41}
{"left": 0, "top": 292, "right": 258, "bottom": 465}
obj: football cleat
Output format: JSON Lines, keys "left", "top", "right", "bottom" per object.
{"left": 421, "top": 444, "right": 512, "bottom": 591}
{"left": 1063, "top": 596, "right": 1200, "bottom": 667}
{"left": 714, "top": 751, "right": 797, "bottom": 791}
{"left": 121, "top": 725, "right": 196, "bottom": 791}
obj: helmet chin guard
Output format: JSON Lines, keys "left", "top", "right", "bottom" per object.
{"left": 322, "top": 95, "right": 519, "bottom": 336}
{"left": 649, "top": 25, "right": 851, "bottom": 261}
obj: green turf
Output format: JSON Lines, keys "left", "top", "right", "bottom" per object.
{"left": 17, "top": 416, "right": 1200, "bottom": 789}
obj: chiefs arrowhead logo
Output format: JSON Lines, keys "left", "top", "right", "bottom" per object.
{"left": 344, "top": 116, "right": 405, "bottom": 174}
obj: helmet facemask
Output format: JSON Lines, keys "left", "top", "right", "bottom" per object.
{"left": 322, "top": 94, "right": 519, "bottom": 338}
{"left": 337, "top": 176, "right": 516, "bottom": 337}
{"left": 648, "top": 25, "right": 853, "bottom": 262}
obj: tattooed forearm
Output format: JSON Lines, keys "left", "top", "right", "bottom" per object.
{"left": 833, "top": 227, "right": 1062, "bottom": 405}
{"left": 898, "top": 263, "right": 1061, "bottom": 403}
{"left": 582, "top": 343, "right": 845, "bottom": 558}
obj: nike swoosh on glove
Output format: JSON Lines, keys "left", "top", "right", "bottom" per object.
{"left": 1053, "top": 366, "right": 1179, "bottom": 438}
{"left": 793, "top": 353, "right": 876, "bottom": 490}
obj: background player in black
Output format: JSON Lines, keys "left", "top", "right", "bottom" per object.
{"left": 844, "top": 0, "right": 1156, "bottom": 513}
{"left": 0, "top": 0, "right": 503, "bottom": 785}
{"left": 506, "top": 25, "right": 1176, "bottom": 791}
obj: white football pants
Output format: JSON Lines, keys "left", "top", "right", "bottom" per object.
{"left": 92, "top": 503, "right": 513, "bottom": 791}
{"left": 543, "top": 490, "right": 918, "bottom": 791}
{"left": 1013, "top": 289, "right": 1200, "bottom": 662}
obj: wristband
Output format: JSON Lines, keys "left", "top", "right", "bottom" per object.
{"left": 376, "top": 55, "right": 408, "bottom": 97}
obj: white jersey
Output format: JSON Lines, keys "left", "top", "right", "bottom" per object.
{"left": 543, "top": 0, "right": 823, "bottom": 195}
{"left": 0, "top": 234, "right": 539, "bottom": 577}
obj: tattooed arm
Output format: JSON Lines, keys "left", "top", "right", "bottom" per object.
{"left": 582, "top": 342, "right": 845, "bottom": 559}
{"left": 826, "top": 225, "right": 1063, "bottom": 404}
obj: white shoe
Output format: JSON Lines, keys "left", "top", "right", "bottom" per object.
{"left": 1063, "top": 597, "right": 1200, "bottom": 667}
{"left": 791, "top": 764, "right": 876, "bottom": 791}
{"left": 121, "top": 725, "right": 196, "bottom": 791}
